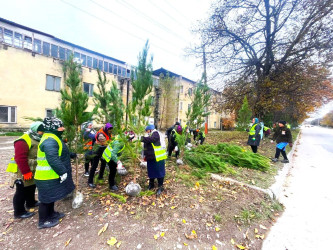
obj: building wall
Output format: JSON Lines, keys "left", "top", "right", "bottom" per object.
{"left": 0, "top": 45, "right": 120, "bottom": 129}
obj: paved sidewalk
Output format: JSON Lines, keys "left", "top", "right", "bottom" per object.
{"left": 262, "top": 126, "right": 333, "bottom": 250}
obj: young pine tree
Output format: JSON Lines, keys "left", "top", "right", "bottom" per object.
{"left": 125, "top": 40, "right": 153, "bottom": 184}
{"left": 237, "top": 96, "right": 252, "bottom": 130}
{"left": 186, "top": 80, "right": 211, "bottom": 129}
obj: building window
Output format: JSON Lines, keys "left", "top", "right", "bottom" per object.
{"left": 122, "top": 67, "right": 126, "bottom": 77}
{"left": 98, "top": 60, "right": 103, "bottom": 70}
{"left": 87, "top": 56, "right": 92, "bottom": 68}
{"left": 0, "top": 106, "right": 16, "bottom": 123}
{"left": 127, "top": 69, "right": 131, "bottom": 78}
{"left": 4, "top": 29, "right": 13, "bottom": 44}
{"left": 51, "top": 44, "right": 58, "bottom": 58}
{"left": 23, "top": 36, "right": 32, "bottom": 50}
{"left": 0, "top": 27, "right": 3, "bottom": 42}
{"left": 188, "top": 88, "right": 192, "bottom": 96}
{"left": 66, "top": 49, "right": 72, "bottom": 60}
{"left": 93, "top": 58, "right": 98, "bottom": 69}
{"left": 104, "top": 61, "right": 108, "bottom": 72}
{"left": 59, "top": 47, "right": 66, "bottom": 60}
{"left": 109, "top": 63, "right": 113, "bottom": 73}
{"left": 113, "top": 65, "right": 118, "bottom": 75}
{"left": 188, "top": 104, "right": 191, "bottom": 112}
{"left": 117, "top": 66, "right": 121, "bottom": 76}
{"left": 214, "top": 121, "right": 217, "bottom": 128}
{"left": 34, "top": 39, "right": 41, "bottom": 53}
{"left": 83, "top": 83, "right": 94, "bottom": 97}
{"left": 180, "top": 85, "right": 183, "bottom": 94}
{"left": 14, "top": 32, "right": 23, "bottom": 47}
{"left": 81, "top": 54, "right": 87, "bottom": 66}
{"left": 179, "top": 102, "right": 183, "bottom": 110}
{"left": 46, "top": 75, "right": 61, "bottom": 91}
{"left": 74, "top": 52, "right": 80, "bottom": 63}
{"left": 43, "top": 42, "right": 50, "bottom": 56}
{"left": 46, "top": 109, "right": 55, "bottom": 118}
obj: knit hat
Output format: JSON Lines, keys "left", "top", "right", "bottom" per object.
{"left": 145, "top": 124, "right": 155, "bottom": 131}
{"left": 43, "top": 117, "right": 64, "bottom": 131}
{"left": 30, "top": 121, "right": 44, "bottom": 133}
{"left": 176, "top": 125, "right": 182, "bottom": 132}
{"left": 278, "top": 120, "right": 286, "bottom": 126}
{"left": 253, "top": 118, "right": 259, "bottom": 124}
{"left": 105, "top": 123, "right": 113, "bottom": 130}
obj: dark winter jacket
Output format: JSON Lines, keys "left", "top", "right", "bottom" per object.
{"left": 142, "top": 130, "right": 161, "bottom": 161}
{"left": 35, "top": 136, "right": 75, "bottom": 203}
{"left": 12, "top": 136, "right": 39, "bottom": 187}
{"left": 272, "top": 126, "right": 293, "bottom": 144}
{"left": 247, "top": 123, "right": 261, "bottom": 146}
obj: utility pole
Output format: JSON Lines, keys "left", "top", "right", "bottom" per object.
{"left": 202, "top": 45, "right": 207, "bottom": 85}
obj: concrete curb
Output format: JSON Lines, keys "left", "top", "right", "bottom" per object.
{"left": 210, "top": 130, "right": 302, "bottom": 202}
{"left": 267, "top": 130, "right": 302, "bottom": 201}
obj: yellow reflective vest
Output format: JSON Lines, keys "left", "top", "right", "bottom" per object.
{"left": 151, "top": 143, "right": 167, "bottom": 162}
{"left": 249, "top": 124, "right": 258, "bottom": 135}
{"left": 35, "top": 133, "right": 62, "bottom": 180}
{"left": 6, "top": 134, "right": 32, "bottom": 173}
{"left": 102, "top": 141, "right": 125, "bottom": 163}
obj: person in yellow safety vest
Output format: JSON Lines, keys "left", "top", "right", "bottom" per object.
{"left": 246, "top": 117, "right": 262, "bottom": 153}
{"left": 35, "top": 117, "right": 75, "bottom": 229}
{"left": 6, "top": 122, "right": 44, "bottom": 219}
{"left": 101, "top": 135, "right": 126, "bottom": 191}
{"left": 168, "top": 125, "right": 182, "bottom": 159}
{"left": 141, "top": 124, "right": 167, "bottom": 196}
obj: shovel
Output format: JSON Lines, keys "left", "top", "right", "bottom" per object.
{"left": 72, "top": 156, "right": 83, "bottom": 209}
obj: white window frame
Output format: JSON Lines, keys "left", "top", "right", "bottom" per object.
{"left": 45, "top": 109, "right": 55, "bottom": 118}
{"left": 46, "top": 74, "right": 61, "bottom": 92}
{"left": 83, "top": 82, "right": 94, "bottom": 97}
{"left": 180, "top": 85, "right": 183, "bottom": 94}
{"left": 0, "top": 106, "right": 17, "bottom": 124}
{"left": 179, "top": 101, "right": 183, "bottom": 110}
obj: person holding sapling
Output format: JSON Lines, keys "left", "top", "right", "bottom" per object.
{"left": 141, "top": 124, "right": 167, "bottom": 195}
{"left": 167, "top": 125, "right": 182, "bottom": 158}
{"left": 82, "top": 121, "right": 96, "bottom": 177}
{"left": 271, "top": 120, "right": 293, "bottom": 163}
{"left": 246, "top": 118, "right": 262, "bottom": 153}
{"left": 102, "top": 134, "right": 128, "bottom": 191}
{"left": 88, "top": 123, "right": 113, "bottom": 188}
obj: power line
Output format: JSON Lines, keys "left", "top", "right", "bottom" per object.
{"left": 88, "top": 0, "right": 183, "bottom": 48}
{"left": 115, "top": 0, "right": 188, "bottom": 43}
{"left": 59, "top": 0, "right": 180, "bottom": 57}
{"left": 160, "top": 0, "right": 192, "bottom": 23}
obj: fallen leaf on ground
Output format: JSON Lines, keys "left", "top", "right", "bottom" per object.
{"left": 160, "top": 232, "right": 165, "bottom": 237}
{"left": 98, "top": 223, "right": 108, "bottom": 236}
{"left": 170, "top": 206, "right": 177, "bottom": 209}
{"left": 185, "top": 230, "right": 197, "bottom": 240}
{"left": 65, "top": 238, "right": 71, "bottom": 247}
{"left": 215, "top": 227, "right": 220, "bottom": 232}
{"left": 195, "top": 182, "right": 200, "bottom": 187}
{"left": 183, "top": 242, "right": 188, "bottom": 246}
{"left": 231, "top": 238, "right": 235, "bottom": 245}
{"left": 107, "top": 237, "right": 117, "bottom": 246}
{"left": 259, "top": 224, "right": 267, "bottom": 230}
{"left": 88, "top": 213, "right": 92, "bottom": 215}
{"left": 206, "top": 223, "right": 212, "bottom": 227}
{"left": 154, "top": 234, "right": 159, "bottom": 240}
{"left": 212, "top": 245, "right": 218, "bottom": 250}
{"left": 236, "top": 244, "right": 246, "bottom": 249}
{"left": 116, "top": 241, "right": 122, "bottom": 248}
{"left": 255, "top": 234, "right": 265, "bottom": 239}
{"left": 182, "top": 219, "right": 186, "bottom": 224}
{"left": 254, "top": 228, "right": 258, "bottom": 234}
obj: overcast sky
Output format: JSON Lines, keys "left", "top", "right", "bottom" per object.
{"left": 0, "top": 0, "right": 212, "bottom": 82}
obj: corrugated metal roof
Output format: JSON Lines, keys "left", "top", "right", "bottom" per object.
{"left": 153, "top": 67, "right": 197, "bottom": 84}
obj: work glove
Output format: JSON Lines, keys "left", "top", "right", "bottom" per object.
{"left": 117, "top": 161, "right": 127, "bottom": 175}
{"left": 23, "top": 172, "right": 33, "bottom": 181}
{"left": 174, "top": 146, "right": 179, "bottom": 152}
{"left": 246, "top": 128, "right": 249, "bottom": 132}
{"left": 270, "top": 140, "right": 274, "bottom": 143}
{"left": 289, "top": 143, "right": 293, "bottom": 147}
{"left": 60, "top": 173, "right": 68, "bottom": 183}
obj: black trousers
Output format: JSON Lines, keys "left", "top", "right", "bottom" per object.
{"left": 275, "top": 148, "right": 288, "bottom": 160}
{"left": 167, "top": 144, "right": 179, "bottom": 158}
{"left": 88, "top": 146, "right": 107, "bottom": 184}
{"left": 108, "top": 160, "right": 117, "bottom": 187}
{"left": 13, "top": 181, "right": 37, "bottom": 216}
{"left": 149, "top": 177, "right": 164, "bottom": 187}
{"left": 250, "top": 145, "right": 258, "bottom": 153}
{"left": 38, "top": 202, "right": 55, "bottom": 223}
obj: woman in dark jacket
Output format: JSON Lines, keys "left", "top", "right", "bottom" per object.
{"left": 271, "top": 120, "right": 293, "bottom": 163}
{"left": 247, "top": 118, "right": 261, "bottom": 153}
{"left": 141, "top": 124, "right": 166, "bottom": 195}
{"left": 35, "top": 117, "right": 75, "bottom": 229}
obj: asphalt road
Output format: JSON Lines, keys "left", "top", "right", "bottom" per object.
{"left": 262, "top": 126, "right": 333, "bottom": 250}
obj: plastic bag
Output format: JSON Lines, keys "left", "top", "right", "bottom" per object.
{"left": 125, "top": 182, "right": 141, "bottom": 197}
{"left": 72, "top": 191, "right": 83, "bottom": 209}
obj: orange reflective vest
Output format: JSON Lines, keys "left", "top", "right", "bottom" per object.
{"left": 95, "top": 127, "right": 111, "bottom": 143}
